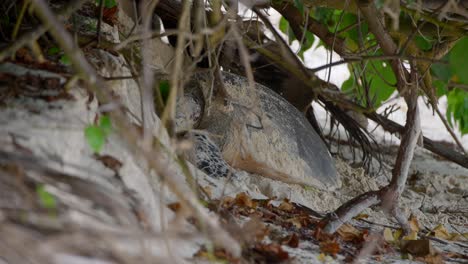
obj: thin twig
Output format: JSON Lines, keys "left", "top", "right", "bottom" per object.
{"left": 28, "top": 0, "right": 241, "bottom": 256}
{"left": 0, "top": 0, "right": 90, "bottom": 62}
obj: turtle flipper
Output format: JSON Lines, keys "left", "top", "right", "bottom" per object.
{"left": 183, "top": 132, "right": 236, "bottom": 178}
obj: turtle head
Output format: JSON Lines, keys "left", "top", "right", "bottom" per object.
{"left": 175, "top": 79, "right": 205, "bottom": 132}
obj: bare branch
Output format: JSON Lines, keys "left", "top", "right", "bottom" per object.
{"left": 28, "top": 0, "right": 241, "bottom": 256}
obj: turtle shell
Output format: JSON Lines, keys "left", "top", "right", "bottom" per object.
{"left": 190, "top": 72, "right": 340, "bottom": 190}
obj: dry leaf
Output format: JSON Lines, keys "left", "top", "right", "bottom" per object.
{"left": 393, "top": 229, "right": 403, "bottom": 240}
{"left": 337, "top": 223, "right": 362, "bottom": 242}
{"left": 317, "top": 253, "right": 327, "bottom": 262}
{"left": 432, "top": 224, "right": 451, "bottom": 240}
{"left": 281, "top": 233, "right": 299, "bottom": 248}
{"left": 201, "top": 185, "right": 213, "bottom": 198}
{"left": 353, "top": 213, "right": 369, "bottom": 220}
{"left": 234, "top": 192, "right": 254, "bottom": 208}
{"left": 284, "top": 217, "right": 302, "bottom": 228}
{"left": 383, "top": 228, "right": 394, "bottom": 242}
{"left": 417, "top": 254, "right": 444, "bottom": 264}
{"left": 409, "top": 214, "right": 420, "bottom": 232}
{"left": 320, "top": 241, "right": 340, "bottom": 257}
{"left": 94, "top": 154, "right": 123, "bottom": 172}
{"left": 242, "top": 217, "right": 268, "bottom": 243}
{"left": 278, "top": 200, "right": 294, "bottom": 212}
{"left": 401, "top": 240, "right": 434, "bottom": 256}
{"left": 168, "top": 202, "right": 181, "bottom": 212}
{"left": 254, "top": 243, "right": 289, "bottom": 262}
{"left": 403, "top": 231, "right": 418, "bottom": 241}
{"left": 448, "top": 233, "right": 468, "bottom": 241}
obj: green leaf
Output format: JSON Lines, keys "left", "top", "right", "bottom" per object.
{"left": 336, "top": 13, "right": 368, "bottom": 51}
{"left": 414, "top": 36, "right": 433, "bottom": 51}
{"left": 37, "top": 184, "right": 57, "bottom": 210}
{"left": 341, "top": 77, "right": 355, "bottom": 93}
{"left": 314, "top": 7, "right": 334, "bottom": 25}
{"left": 366, "top": 61, "right": 397, "bottom": 106}
{"left": 433, "top": 79, "right": 448, "bottom": 97}
{"left": 159, "top": 80, "right": 170, "bottom": 102}
{"left": 279, "top": 17, "right": 289, "bottom": 35}
{"left": 99, "top": 115, "right": 112, "bottom": 136}
{"left": 298, "top": 31, "right": 315, "bottom": 59}
{"left": 431, "top": 60, "right": 451, "bottom": 83}
{"left": 47, "top": 47, "right": 60, "bottom": 56}
{"left": 85, "top": 125, "right": 105, "bottom": 153}
{"left": 96, "top": 0, "right": 117, "bottom": 8}
{"left": 85, "top": 116, "right": 113, "bottom": 153}
{"left": 293, "top": 0, "right": 304, "bottom": 15}
{"left": 450, "top": 37, "right": 468, "bottom": 84}
{"left": 59, "top": 55, "right": 71, "bottom": 65}
{"left": 446, "top": 88, "right": 468, "bottom": 135}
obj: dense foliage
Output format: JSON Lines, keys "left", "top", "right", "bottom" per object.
{"left": 278, "top": 2, "right": 468, "bottom": 135}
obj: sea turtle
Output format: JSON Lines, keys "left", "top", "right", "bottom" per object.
{"left": 176, "top": 71, "right": 339, "bottom": 190}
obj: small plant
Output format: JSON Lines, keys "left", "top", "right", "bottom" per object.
{"left": 36, "top": 184, "right": 57, "bottom": 210}
{"left": 47, "top": 46, "right": 71, "bottom": 65}
{"left": 85, "top": 115, "right": 113, "bottom": 153}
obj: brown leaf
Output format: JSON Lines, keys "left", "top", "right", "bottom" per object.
{"left": 337, "top": 223, "right": 362, "bottom": 242}
{"left": 416, "top": 254, "right": 444, "bottom": 264}
{"left": 278, "top": 199, "right": 294, "bottom": 212}
{"left": 285, "top": 216, "right": 303, "bottom": 229}
{"left": 201, "top": 185, "right": 213, "bottom": 198}
{"left": 353, "top": 213, "right": 369, "bottom": 220}
{"left": 194, "top": 247, "right": 240, "bottom": 263}
{"left": 401, "top": 239, "right": 434, "bottom": 257}
{"left": 409, "top": 214, "right": 420, "bottom": 232}
{"left": 168, "top": 202, "right": 181, "bottom": 212}
{"left": 94, "top": 154, "right": 123, "bottom": 173}
{"left": 254, "top": 243, "right": 289, "bottom": 262}
{"left": 241, "top": 217, "right": 269, "bottom": 243}
{"left": 220, "top": 196, "right": 235, "bottom": 208}
{"left": 234, "top": 192, "right": 255, "bottom": 208}
{"left": 281, "top": 233, "right": 299, "bottom": 248}
{"left": 313, "top": 224, "right": 335, "bottom": 241}
{"left": 16, "top": 48, "right": 34, "bottom": 63}
{"left": 95, "top": 5, "right": 119, "bottom": 26}
{"left": 319, "top": 240, "right": 340, "bottom": 257}
{"left": 432, "top": 224, "right": 451, "bottom": 240}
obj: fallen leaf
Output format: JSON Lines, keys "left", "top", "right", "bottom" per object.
{"left": 254, "top": 243, "right": 289, "bottom": 262}
{"left": 353, "top": 213, "right": 369, "bottom": 220}
{"left": 432, "top": 224, "right": 451, "bottom": 240}
{"left": 320, "top": 240, "right": 340, "bottom": 257}
{"left": 168, "top": 202, "right": 181, "bottom": 212}
{"left": 403, "top": 231, "right": 418, "bottom": 241}
{"left": 401, "top": 239, "right": 434, "bottom": 256}
{"left": 16, "top": 48, "right": 34, "bottom": 62}
{"left": 220, "top": 196, "right": 234, "bottom": 208}
{"left": 281, "top": 233, "right": 299, "bottom": 248}
{"left": 430, "top": 224, "right": 467, "bottom": 241}
{"left": 317, "top": 253, "right": 327, "bottom": 262}
{"left": 278, "top": 199, "right": 294, "bottom": 212}
{"left": 416, "top": 254, "right": 444, "bottom": 264}
{"left": 337, "top": 223, "right": 362, "bottom": 242}
{"left": 201, "top": 185, "right": 213, "bottom": 198}
{"left": 409, "top": 214, "right": 420, "bottom": 232}
{"left": 234, "top": 192, "right": 255, "bottom": 208}
{"left": 242, "top": 217, "right": 268, "bottom": 243}
{"left": 448, "top": 233, "right": 468, "bottom": 241}
{"left": 383, "top": 228, "right": 394, "bottom": 242}
{"left": 94, "top": 154, "right": 122, "bottom": 173}
{"left": 194, "top": 246, "right": 239, "bottom": 263}
{"left": 393, "top": 229, "right": 403, "bottom": 240}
